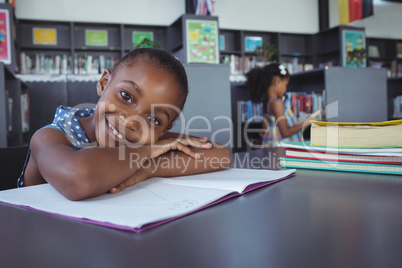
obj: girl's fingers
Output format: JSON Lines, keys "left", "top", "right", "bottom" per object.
{"left": 109, "top": 184, "right": 123, "bottom": 194}
{"left": 178, "top": 137, "right": 212, "bottom": 148}
{"left": 175, "top": 142, "right": 201, "bottom": 159}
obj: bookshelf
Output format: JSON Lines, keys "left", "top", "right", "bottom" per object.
{"left": 16, "top": 74, "right": 100, "bottom": 135}
{"left": 278, "top": 33, "right": 314, "bottom": 73}
{"left": 219, "top": 29, "right": 280, "bottom": 75}
{"left": 17, "top": 15, "right": 222, "bottom": 74}
{"left": 17, "top": 20, "right": 168, "bottom": 75}
{"left": 367, "top": 38, "right": 402, "bottom": 77}
{"left": 0, "top": 62, "right": 28, "bottom": 147}
{"left": 220, "top": 25, "right": 368, "bottom": 78}
{"left": 388, "top": 77, "right": 402, "bottom": 119}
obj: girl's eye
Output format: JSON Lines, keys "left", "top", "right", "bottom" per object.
{"left": 120, "top": 91, "right": 132, "bottom": 104}
{"left": 147, "top": 116, "right": 161, "bottom": 126}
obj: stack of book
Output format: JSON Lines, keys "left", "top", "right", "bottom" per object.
{"left": 280, "top": 119, "right": 402, "bottom": 175}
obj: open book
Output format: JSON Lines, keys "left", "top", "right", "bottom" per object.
{"left": 0, "top": 168, "right": 295, "bottom": 233}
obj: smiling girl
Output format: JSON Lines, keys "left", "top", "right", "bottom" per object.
{"left": 18, "top": 48, "right": 232, "bottom": 200}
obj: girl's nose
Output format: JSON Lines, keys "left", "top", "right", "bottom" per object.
{"left": 120, "top": 114, "right": 143, "bottom": 132}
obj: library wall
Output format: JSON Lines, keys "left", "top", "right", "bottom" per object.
{"left": 15, "top": 0, "right": 185, "bottom": 26}
{"left": 15, "top": 0, "right": 319, "bottom": 33}
{"left": 328, "top": 0, "right": 402, "bottom": 39}
{"left": 214, "top": 0, "right": 319, "bottom": 33}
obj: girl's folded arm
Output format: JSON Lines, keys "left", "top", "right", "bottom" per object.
{"left": 30, "top": 128, "right": 150, "bottom": 200}
{"left": 110, "top": 143, "right": 233, "bottom": 194}
{"left": 150, "top": 144, "right": 232, "bottom": 178}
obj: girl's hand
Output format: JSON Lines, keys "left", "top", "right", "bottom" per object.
{"left": 109, "top": 167, "right": 149, "bottom": 194}
{"left": 109, "top": 137, "right": 213, "bottom": 194}
{"left": 303, "top": 116, "right": 316, "bottom": 127}
{"left": 149, "top": 137, "right": 212, "bottom": 159}
{"left": 172, "top": 135, "right": 213, "bottom": 148}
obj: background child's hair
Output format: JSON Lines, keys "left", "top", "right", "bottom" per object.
{"left": 112, "top": 48, "right": 189, "bottom": 109}
{"left": 245, "top": 63, "right": 289, "bottom": 103}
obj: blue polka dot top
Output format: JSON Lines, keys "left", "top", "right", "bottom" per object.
{"left": 44, "top": 106, "right": 95, "bottom": 150}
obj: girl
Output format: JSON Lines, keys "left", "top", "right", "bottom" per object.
{"left": 19, "top": 48, "right": 232, "bottom": 200}
{"left": 245, "top": 63, "right": 315, "bottom": 147}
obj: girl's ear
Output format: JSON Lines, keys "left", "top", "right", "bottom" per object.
{"left": 97, "top": 69, "right": 112, "bottom": 96}
{"left": 272, "top": 76, "right": 281, "bottom": 86}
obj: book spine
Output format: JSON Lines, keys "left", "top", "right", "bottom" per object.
{"left": 20, "top": 94, "right": 29, "bottom": 133}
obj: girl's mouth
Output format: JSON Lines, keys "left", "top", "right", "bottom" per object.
{"left": 108, "top": 122, "right": 124, "bottom": 139}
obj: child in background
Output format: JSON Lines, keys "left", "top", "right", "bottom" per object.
{"left": 18, "top": 48, "right": 232, "bottom": 200}
{"left": 245, "top": 63, "right": 315, "bottom": 147}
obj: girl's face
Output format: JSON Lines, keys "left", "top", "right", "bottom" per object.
{"left": 94, "top": 61, "right": 184, "bottom": 147}
{"left": 276, "top": 76, "right": 289, "bottom": 98}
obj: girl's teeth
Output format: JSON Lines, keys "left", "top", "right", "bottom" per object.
{"left": 108, "top": 123, "right": 123, "bottom": 139}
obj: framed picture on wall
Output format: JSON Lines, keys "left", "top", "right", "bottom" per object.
{"left": 341, "top": 29, "right": 366, "bottom": 68}
{"left": 0, "top": 9, "right": 11, "bottom": 64}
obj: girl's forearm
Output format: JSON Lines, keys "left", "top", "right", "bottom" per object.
{"left": 44, "top": 145, "right": 152, "bottom": 200}
{"left": 142, "top": 146, "right": 233, "bottom": 178}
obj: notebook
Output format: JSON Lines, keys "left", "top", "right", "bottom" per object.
{"left": 0, "top": 168, "right": 295, "bottom": 233}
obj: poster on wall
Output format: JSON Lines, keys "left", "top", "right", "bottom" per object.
{"left": 0, "top": 9, "right": 11, "bottom": 64}
{"left": 85, "top": 29, "right": 108, "bottom": 46}
{"left": 342, "top": 29, "right": 366, "bottom": 67}
{"left": 133, "top": 31, "right": 154, "bottom": 48}
{"left": 186, "top": 19, "right": 219, "bottom": 64}
{"left": 33, "top": 28, "right": 57, "bottom": 45}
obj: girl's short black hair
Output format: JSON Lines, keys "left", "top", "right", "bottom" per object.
{"left": 111, "top": 48, "right": 189, "bottom": 109}
{"left": 245, "top": 63, "right": 289, "bottom": 103}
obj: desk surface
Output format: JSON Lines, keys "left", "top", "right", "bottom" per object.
{"left": 1, "top": 148, "right": 402, "bottom": 268}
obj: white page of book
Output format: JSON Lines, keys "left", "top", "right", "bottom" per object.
{"left": 0, "top": 168, "right": 295, "bottom": 229}
{"left": 152, "top": 168, "right": 295, "bottom": 192}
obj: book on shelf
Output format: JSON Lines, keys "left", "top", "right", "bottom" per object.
{"left": 285, "top": 91, "right": 324, "bottom": 120}
{"left": 20, "top": 52, "right": 73, "bottom": 75}
{"left": 6, "top": 91, "right": 12, "bottom": 133}
{"left": 0, "top": 168, "right": 295, "bottom": 233}
{"left": 238, "top": 100, "right": 263, "bottom": 123}
{"left": 368, "top": 45, "right": 380, "bottom": 58}
{"left": 220, "top": 54, "right": 243, "bottom": 75}
{"left": 310, "top": 119, "right": 402, "bottom": 148}
{"left": 392, "top": 96, "right": 402, "bottom": 118}
{"left": 20, "top": 93, "right": 29, "bottom": 133}
{"left": 284, "top": 59, "right": 314, "bottom": 74}
{"left": 398, "top": 62, "right": 402, "bottom": 77}
{"left": 397, "top": 42, "right": 402, "bottom": 58}
{"left": 19, "top": 52, "right": 117, "bottom": 75}
{"left": 279, "top": 141, "right": 402, "bottom": 175}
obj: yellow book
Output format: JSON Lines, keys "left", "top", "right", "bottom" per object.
{"left": 310, "top": 119, "right": 402, "bottom": 148}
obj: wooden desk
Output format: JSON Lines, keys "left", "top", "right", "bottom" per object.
{"left": 1, "top": 148, "right": 402, "bottom": 268}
